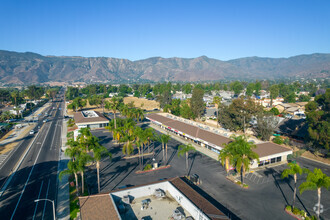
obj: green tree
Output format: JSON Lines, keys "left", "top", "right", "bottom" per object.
{"left": 223, "top": 135, "right": 259, "bottom": 184}
{"left": 180, "top": 102, "right": 194, "bottom": 119}
{"left": 190, "top": 87, "right": 205, "bottom": 119}
{"left": 269, "top": 84, "right": 279, "bottom": 106}
{"left": 255, "top": 81, "right": 262, "bottom": 96}
{"left": 305, "top": 89, "right": 330, "bottom": 150}
{"left": 182, "top": 84, "right": 192, "bottom": 94}
{"left": 246, "top": 83, "right": 255, "bottom": 97}
{"left": 299, "top": 168, "right": 330, "bottom": 219}
{"left": 59, "top": 160, "right": 81, "bottom": 195}
{"left": 281, "top": 162, "right": 303, "bottom": 209}
{"left": 159, "top": 134, "right": 171, "bottom": 164}
{"left": 298, "top": 94, "right": 311, "bottom": 102}
{"left": 284, "top": 92, "right": 296, "bottom": 103}
{"left": 269, "top": 107, "right": 280, "bottom": 115}
{"left": 11, "top": 91, "right": 19, "bottom": 106}
{"left": 254, "top": 113, "right": 278, "bottom": 141}
{"left": 230, "top": 81, "right": 244, "bottom": 96}
{"left": 178, "top": 144, "right": 196, "bottom": 174}
{"left": 105, "top": 97, "right": 123, "bottom": 129}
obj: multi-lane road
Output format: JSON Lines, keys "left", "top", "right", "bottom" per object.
{"left": 0, "top": 94, "right": 64, "bottom": 219}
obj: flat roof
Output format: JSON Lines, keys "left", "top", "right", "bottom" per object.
{"left": 170, "top": 177, "right": 229, "bottom": 220}
{"left": 78, "top": 177, "right": 230, "bottom": 220}
{"left": 74, "top": 111, "right": 109, "bottom": 124}
{"left": 147, "top": 113, "right": 292, "bottom": 158}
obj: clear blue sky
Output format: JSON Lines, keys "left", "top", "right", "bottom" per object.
{"left": 0, "top": 0, "right": 329, "bottom": 61}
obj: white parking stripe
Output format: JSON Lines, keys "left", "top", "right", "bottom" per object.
{"left": 32, "top": 181, "right": 43, "bottom": 220}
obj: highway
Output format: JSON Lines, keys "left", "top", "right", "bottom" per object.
{"left": 0, "top": 94, "right": 64, "bottom": 220}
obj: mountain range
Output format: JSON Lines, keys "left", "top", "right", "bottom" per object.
{"left": 0, "top": 50, "right": 329, "bottom": 85}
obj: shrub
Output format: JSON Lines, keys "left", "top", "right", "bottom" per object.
{"left": 292, "top": 207, "right": 300, "bottom": 215}
{"left": 285, "top": 205, "right": 292, "bottom": 212}
{"left": 310, "top": 216, "right": 317, "bottom": 220}
{"left": 143, "top": 164, "right": 152, "bottom": 171}
{"left": 283, "top": 138, "right": 290, "bottom": 145}
{"left": 299, "top": 210, "right": 306, "bottom": 217}
{"left": 305, "top": 217, "right": 310, "bottom": 220}
{"left": 273, "top": 136, "right": 284, "bottom": 145}
{"left": 236, "top": 181, "right": 241, "bottom": 185}
{"left": 243, "top": 183, "right": 248, "bottom": 188}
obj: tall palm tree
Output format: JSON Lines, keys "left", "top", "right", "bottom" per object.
{"left": 226, "top": 135, "right": 259, "bottom": 184}
{"left": 299, "top": 168, "right": 330, "bottom": 219}
{"left": 78, "top": 127, "right": 92, "bottom": 151}
{"left": 218, "top": 146, "right": 232, "bottom": 175}
{"left": 212, "top": 96, "right": 222, "bottom": 128}
{"left": 11, "top": 91, "right": 19, "bottom": 106}
{"left": 78, "top": 152, "right": 93, "bottom": 194}
{"left": 178, "top": 144, "right": 196, "bottom": 174}
{"left": 144, "top": 128, "right": 154, "bottom": 153}
{"left": 59, "top": 159, "right": 81, "bottom": 195}
{"left": 162, "top": 134, "right": 171, "bottom": 163}
{"left": 105, "top": 97, "right": 122, "bottom": 129}
{"left": 281, "top": 162, "right": 303, "bottom": 209}
{"left": 93, "top": 144, "right": 112, "bottom": 193}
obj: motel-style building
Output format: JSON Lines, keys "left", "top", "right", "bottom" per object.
{"left": 147, "top": 113, "right": 292, "bottom": 169}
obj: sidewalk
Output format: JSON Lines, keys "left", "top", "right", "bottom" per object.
{"left": 149, "top": 123, "right": 219, "bottom": 161}
{"left": 56, "top": 105, "right": 70, "bottom": 220}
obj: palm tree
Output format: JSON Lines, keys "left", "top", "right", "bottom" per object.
{"left": 212, "top": 96, "right": 222, "bottom": 128}
{"left": 159, "top": 134, "right": 170, "bottom": 164}
{"left": 122, "top": 135, "right": 134, "bottom": 156}
{"left": 144, "top": 128, "right": 154, "bottom": 153}
{"left": 78, "top": 127, "right": 92, "bottom": 151}
{"left": 93, "top": 144, "right": 112, "bottom": 193}
{"left": 226, "top": 135, "right": 259, "bottom": 184}
{"left": 299, "top": 168, "right": 330, "bottom": 219}
{"left": 78, "top": 152, "right": 93, "bottom": 194}
{"left": 59, "top": 159, "right": 81, "bottom": 195}
{"left": 281, "top": 162, "right": 303, "bottom": 209}
{"left": 105, "top": 97, "right": 122, "bottom": 129}
{"left": 11, "top": 91, "right": 19, "bottom": 106}
{"left": 163, "top": 134, "right": 171, "bottom": 164}
{"left": 218, "top": 146, "right": 232, "bottom": 175}
{"left": 178, "top": 144, "right": 196, "bottom": 174}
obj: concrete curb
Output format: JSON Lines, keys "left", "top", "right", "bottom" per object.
{"left": 56, "top": 103, "right": 70, "bottom": 220}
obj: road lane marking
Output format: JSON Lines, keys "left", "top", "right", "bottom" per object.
{"left": 50, "top": 120, "right": 58, "bottom": 150}
{"left": 42, "top": 179, "right": 50, "bottom": 220}
{"left": 33, "top": 181, "right": 43, "bottom": 220}
{"left": 10, "top": 122, "right": 52, "bottom": 220}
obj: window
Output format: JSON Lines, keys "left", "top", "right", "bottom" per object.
{"left": 271, "top": 158, "right": 276, "bottom": 163}
{"left": 258, "top": 161, "right": 264, "bottom": 167}
{"left": 276, "top": 156, "right": 281, "bottom": 162}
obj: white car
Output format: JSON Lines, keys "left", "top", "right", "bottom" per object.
{"left": 30, "top": 130, "right": 35, "bottom": 135}
{"left": 43, "top": 119, "right": 48, "bottom": 123}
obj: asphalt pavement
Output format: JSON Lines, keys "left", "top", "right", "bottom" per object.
{"left": 87, "top": 126, "right": 330, "bottom": 220}
{"left": 0, "top": 97, "right": 64, "bottom": 220}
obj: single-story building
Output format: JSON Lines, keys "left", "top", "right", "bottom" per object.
{"left": 147, "top": 113, "right": 292, "bottom": 169}
{"left": 73, "top": 110, "right": 109, "bottom": 129}
{"left": 79, "top": 177, "right": 232, "bottom": 220}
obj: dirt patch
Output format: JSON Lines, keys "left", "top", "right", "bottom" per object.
{"left": 123, "top": 97, "right": 159, "bottom": 110}
{"left": 66, "top": 96, "right": 160, "bottom": 115}
{"left": 301, "top": 150, "right": 330, "bottom": 165}
{"left": 0, "top": 124, "right": 35, "bottom": 155}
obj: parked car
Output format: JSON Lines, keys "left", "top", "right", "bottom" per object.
{"left": 29, "top": 130, "right": 35, "bottom": 135}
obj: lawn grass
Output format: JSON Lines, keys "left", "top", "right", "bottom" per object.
{"left": 68, "top": 175, "right": 89, "bottom": 220}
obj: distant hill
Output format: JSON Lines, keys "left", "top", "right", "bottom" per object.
{"left": 0, "top": 50, "right": 329, "bottom": 85}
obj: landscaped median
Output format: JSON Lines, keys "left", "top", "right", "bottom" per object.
{"left": 136, "top": 164, "right": 171, "bottom": 174}
{"left": 225, "top": 174, "right": 249, "bottom": 189}
{"left": 285, "top": 205, "right": 317, "bottom": 220}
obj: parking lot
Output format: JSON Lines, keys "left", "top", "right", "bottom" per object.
{"left": 86, "top": 127, "right": 330, "bottom": 220}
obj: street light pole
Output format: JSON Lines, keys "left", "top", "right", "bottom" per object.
{"left": 34, "top": 199, "right": 56, "bottom": 220}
